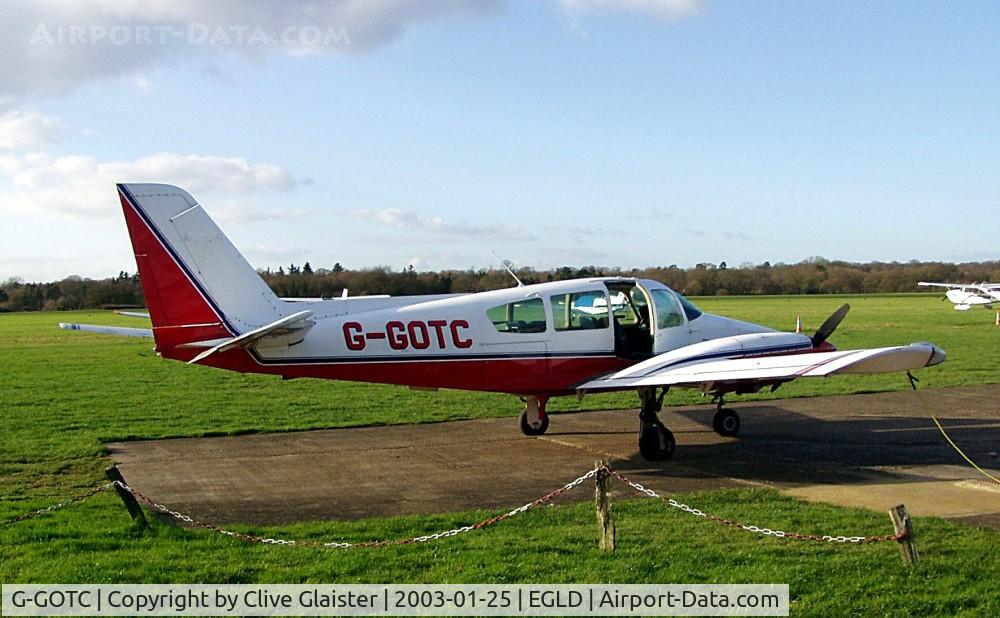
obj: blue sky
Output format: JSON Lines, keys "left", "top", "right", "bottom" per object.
{"left": 1, "top": 0, "right": 998, "bottom": 281}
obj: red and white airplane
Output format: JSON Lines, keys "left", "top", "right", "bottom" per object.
{"left": 62, "top": 184, "right": 947, "bottom": 461}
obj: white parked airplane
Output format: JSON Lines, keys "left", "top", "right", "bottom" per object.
{"left": 918, "top": 281, "right": 1000, "bottom": 310}
{"left": 61, "top": 184, "right": 947, "bottom": 461}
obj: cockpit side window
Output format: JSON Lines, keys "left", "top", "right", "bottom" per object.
{"left": 486, "top": 298, "right": 546, "bottom": 333}
{"left": 550, "top": 290, "right": 610, "bottom": 331}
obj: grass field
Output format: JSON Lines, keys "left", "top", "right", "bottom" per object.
{"left": 2, "top": 294, "right": 999, "bottom": 615}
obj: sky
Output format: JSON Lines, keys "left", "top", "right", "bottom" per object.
{"left": 1, "top": 0, "right": 998, "bottom": 282}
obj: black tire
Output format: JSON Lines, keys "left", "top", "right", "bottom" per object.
{"left": 520, "top": 409, "right": 549, "bottom": 436}
{"left": 638, "top": 420, "right": 675, "bottom": 461}
{"left": 712, "top": 408, "right": 741, "bottom": 437}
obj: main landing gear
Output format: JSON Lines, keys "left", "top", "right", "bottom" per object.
{"left": 519, "top": 395, "right": 549, "bottom": 436}
{"left": 711, "top": 396, "right": 741, "bottom": 437}
{"left": 638, "top": 387, "right": 675, "bottom": 461}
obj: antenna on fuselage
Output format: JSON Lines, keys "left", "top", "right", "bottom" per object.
{"left": 491, "top": 250, "right": 524, "bottom": 287}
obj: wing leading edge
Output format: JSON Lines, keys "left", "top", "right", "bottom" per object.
{"left": 919, "top": 281, "right": 1000, "bottom": 294}
{"left": 578, "top": 343, "right": 946, "bottom": 391}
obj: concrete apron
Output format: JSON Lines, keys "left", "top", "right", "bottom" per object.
{"left": 107, "top": 384, "right": 1000, "bottom": 528}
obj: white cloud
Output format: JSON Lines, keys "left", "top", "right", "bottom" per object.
{"left": 133, "top": 74, "right": 154, "bottom": 95}
{"left": 210, "top": 200, "right": 307, "bottom": 224}
{"left": 352, "top": 207, "right": 536, "bottom": 242}
{"left": 355, "top": 207, "right": 421, "bottom": 228}
{"left": 0, "top": 109, "right": 63, "bottom": 150}
{"left": 544, "top": 223, "right": 601, "bottom": 237}
{"left": 1, "top": 0, "right": 502, "bottom": 99}
{"left": 0, "top": 151, "right": 298, "bottom": 219}
{"left": 559, "top": 0, "right": 703, "bottom": 19}
{"left": 107, "top": 152, "right": 297, "bottom": 192}
{"left": 529, "top": 246, "right": 610, "bottom": 267}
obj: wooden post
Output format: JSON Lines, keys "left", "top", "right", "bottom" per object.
{"left": 105, "top": 465, "right": 148, "bottom": 529}
{"left": 888, "top": 504, "right": 917, "bottom": 565}
{"left": 595, "top": 460, "right": 615, "bottom": 552}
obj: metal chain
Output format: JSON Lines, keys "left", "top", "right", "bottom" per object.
{"left": 114, "top": 467, "right": 602, "bottom": 549}
{"left": 605, "top": 467, "right": 904, "bottom": 544}
{"left": 2, "top": 466, "right": 904, "bottom": 547}
{"left": 0, "top": 483, "right": 114, "bottom": 526}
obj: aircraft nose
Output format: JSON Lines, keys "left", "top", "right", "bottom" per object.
{"left": 914, "top": 342, "right": 947, "bottom": 366}
{"left": 930, "top": 345, "right": 947, "bottom": 366}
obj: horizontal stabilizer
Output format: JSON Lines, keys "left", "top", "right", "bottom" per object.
{"left": 116, "top": 310, "right": 151, "bottom": 319}
{"left": 188, "top": 310, "right": 313, "bottom": 365}
{"left": 579, "top": 343, "right": 946, "bottom": 391}
{"left": 59, "top": 323, "right": 153, "bottom": 338}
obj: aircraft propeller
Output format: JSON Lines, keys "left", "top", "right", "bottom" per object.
{"left": 811, "top": 303, "right": 850, "bottom": 347}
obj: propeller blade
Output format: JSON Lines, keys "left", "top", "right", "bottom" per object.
{"left": 812, "top": 303, "right": 850, "bottom": 346}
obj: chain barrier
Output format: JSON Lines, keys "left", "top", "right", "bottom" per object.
{"left": 0, "top": 482, "right": 114, "bottom": 526}
{"left": 2, "top": 465, "right": 904, "bottom": 546}
{"left": 605, "top": 467, "right": 904, "bottom": 544}
{"left": 115, "top": 467, "right": 601, "bottom": 549}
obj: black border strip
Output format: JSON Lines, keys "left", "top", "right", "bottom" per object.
{"left": 252, "top": 350, "right": 618, "bottom": 366}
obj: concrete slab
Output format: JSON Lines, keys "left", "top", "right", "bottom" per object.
{"left": 107, "top": 385, "right": 1000, "bottom": 527}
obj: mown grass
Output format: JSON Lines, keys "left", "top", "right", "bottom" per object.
{"left": 2, "top": 295, "right": 999, "bottom": 615}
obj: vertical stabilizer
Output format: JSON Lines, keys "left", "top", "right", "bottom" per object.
{"left": 118, "top": 183, "right": 283, "bottom": 358}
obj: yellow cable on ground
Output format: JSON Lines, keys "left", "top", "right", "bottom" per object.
{"left": 931, "top": 415, "right": 1000, "bottom": 485}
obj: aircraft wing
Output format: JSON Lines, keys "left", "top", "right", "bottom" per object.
{"left": 116, "top": 310, "right": 151, "bottom": 319}
{"left": 919, "top": 281, "right": 996, "bottom": 294}
{"left": 59, "top": 323, "right": 153, "bottom": 338}
{"left": 578, "top": 343, "right": 945, "bottom": 391}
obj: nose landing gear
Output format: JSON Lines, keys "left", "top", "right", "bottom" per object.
{"left": 519, "top": 395, "right": 549, "bottom": 436}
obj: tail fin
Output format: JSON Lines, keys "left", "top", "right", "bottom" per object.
{"left": 117, "top": 183, "right": 282, "bottom": 359}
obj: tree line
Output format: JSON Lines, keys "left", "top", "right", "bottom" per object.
{"left": 2, "top": 258, "right": 999, "bottom": 312}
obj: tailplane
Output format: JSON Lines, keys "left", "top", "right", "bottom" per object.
{"left": 117, "top": 183, "right": 283, "bottom": 359}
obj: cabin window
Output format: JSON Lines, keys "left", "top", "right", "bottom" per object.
{"left": 551, "top": 290, "right": 610, "bottom": 331}
{"left": 486, "top": 298, "right": 547, "bottom": 333}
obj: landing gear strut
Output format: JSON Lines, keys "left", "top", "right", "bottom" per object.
{"left": 711, "top": 396, "right": 741, "bottom": 437}
{"left": 519, "top": 395, "right": 549, "bottom": 436}
{"left": 638, "top": 387, "right": 675, "bottom": 461}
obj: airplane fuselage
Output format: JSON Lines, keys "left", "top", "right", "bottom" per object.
{"left": 184, "top": 277, "right": 783, "bottom": 395}
{"left": 945, "top": 288, "right": 1000, "bottom": 310}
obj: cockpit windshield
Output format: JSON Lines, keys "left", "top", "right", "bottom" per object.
{"left": 650, "top": 289, "right": 684, "bottom": 329}
{"left": 675, "top": 292, "right": 702, "bottom": 320}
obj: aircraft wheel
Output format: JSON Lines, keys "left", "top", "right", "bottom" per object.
{"left": 712, "top": 408, "right": 741, "bottom": 437}
{"left": 520, "top": 409, "right": 549, "bottom": 436}
{"left": 638, "top": 420, "right": 675, "bottom": 461}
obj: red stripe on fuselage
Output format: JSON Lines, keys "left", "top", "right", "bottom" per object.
{"left": 198, "top": 350, "right": 630, "bottom": 395}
